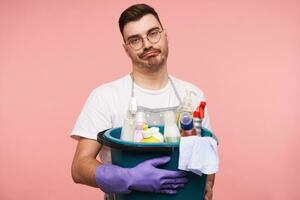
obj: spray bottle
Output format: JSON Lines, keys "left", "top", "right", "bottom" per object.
{"left": 193, "top": 110, "right": 201, "bottom": 136}
{"left": 176, "top": 90, "right": 197, "bottom": 127}
{"left": 193, "top": 101, "right": 206, "bottom": 136}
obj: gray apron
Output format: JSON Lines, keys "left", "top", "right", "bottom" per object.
{"left": 105, "top": 74, "right": 182, "bottom": 200}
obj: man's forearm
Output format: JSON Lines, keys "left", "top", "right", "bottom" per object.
{"left": 207, "top": 174, "right": 215, "bottom": 187}
{"left": 204, "top": 174, "right": 215, "bottom": 200}
{"left": 72, "top": 156, "right": 101, "bottom": 188}
{"left": 207, "top": 174, "right": 215, "bottom": 188}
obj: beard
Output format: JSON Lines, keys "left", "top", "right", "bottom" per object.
{"left": 131, "top": 45, "right": 169, "bottom": 71}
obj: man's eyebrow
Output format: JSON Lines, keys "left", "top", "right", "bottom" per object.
{"left": 126, "top": 27, "right": 161, "bottom": 41}
{"left": 147, "top": 27, "right": 160, "bottom": 33}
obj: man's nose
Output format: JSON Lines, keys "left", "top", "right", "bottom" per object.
{"left": 142, "top": 37, "right": 152, "bottom": 49}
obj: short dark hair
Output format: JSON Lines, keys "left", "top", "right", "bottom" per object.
{"left": 118, "top": 4, "right": 163, "bottom": 37}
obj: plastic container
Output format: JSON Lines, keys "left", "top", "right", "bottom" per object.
{"left": 163, "top": 111, "right": 181, "bottom": 143}
{"left": 180, "top": 112, "right": 197, "bottom": 137}
{"left": 97, "top": 126, "right": 214, "bottom": 200}
{"left": 134, "top": 111, "right": 146, "bottom": 142}
{"left": 193, "top": 110, "right": 202, "bottom": 135}
{"left": 176, "top": 90, "right": 197, "bottom": 127}
{"left": 120, "top": 112, "right": 136, "bottom": 142}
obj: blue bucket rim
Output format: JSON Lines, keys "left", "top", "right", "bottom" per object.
{"left": 102, "top": 126, "right": 213, "bottom": 148}
{"left": 104, "top": 127, "right": 180, "bottom": 148}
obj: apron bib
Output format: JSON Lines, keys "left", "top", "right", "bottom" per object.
{"left": 105, "top": 74, "right": 182, "bottom": 200}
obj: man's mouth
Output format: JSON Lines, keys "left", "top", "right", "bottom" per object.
{"left": 140, "top": 50, "right": 160, "bottom": 59}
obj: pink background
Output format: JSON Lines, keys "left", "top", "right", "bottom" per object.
{"left": 1, "top": 0, "right": 300, "bottom": 199}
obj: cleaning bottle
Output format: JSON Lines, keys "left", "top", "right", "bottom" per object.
{"left": 163, "top": 111, "right": 181, "bottom": 143}
{"left": 120, "top": 97, "right": 137, "bottom": 141}
{"left": 193, "top": 110, "right": 202, "bottom": 136}
{"left": 176, "top": 90, "right": 197, "bottom": 127}
{"left": 134, "top": 111, "right": 146, "bottom": 142}
{"left": 120, "top": 111, "right": 136, "bottom": 141}
{"left": 180, "top": 112, "right": 197, "bottom": 137}
{"left": 141, "top": 127, "right": 164, "bottom": 143}
{"left": 193, "top": 101, "right": 206, "bottom": 136}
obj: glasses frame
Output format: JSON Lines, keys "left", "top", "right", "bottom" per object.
{"left": 125, "top": 29, "right": 164, "bottom": 50}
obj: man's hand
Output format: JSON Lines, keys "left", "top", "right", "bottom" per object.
{"left": 204, "top": 174, "right": 215, "bottom": 200}
{"left": 95, "top": 156, "right": 188, "bottom": 194}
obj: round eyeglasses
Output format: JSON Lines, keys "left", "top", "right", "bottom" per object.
{"left": 126, "top": 29, "right": 163, "bottom": 50}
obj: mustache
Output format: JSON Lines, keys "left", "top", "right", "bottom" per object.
{"left": 139, "top": 48, "right": 161, "bottom": 58}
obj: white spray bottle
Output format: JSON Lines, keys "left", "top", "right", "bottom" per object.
{"left": 176, "top": 90, "right": 197, "bottom": 127}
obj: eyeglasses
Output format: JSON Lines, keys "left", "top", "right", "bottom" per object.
{"left": 126, "top": 29, "right": 163, "bottom": 50}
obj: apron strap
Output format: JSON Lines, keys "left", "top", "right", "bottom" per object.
{"left": 130, "top": 73, "right": 182, "bottom": 104}
{"left": 169, "top": 76, "right": 182, "bottom": 105}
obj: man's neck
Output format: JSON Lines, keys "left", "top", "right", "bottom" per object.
{"left": 131, "top": 66, "right": 169, "bottom": 90}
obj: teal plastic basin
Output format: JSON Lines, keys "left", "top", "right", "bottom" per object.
{"left": 97, "top": 126, "right": 213, "bottom": 200}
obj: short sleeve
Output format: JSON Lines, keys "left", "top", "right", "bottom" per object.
{"left": 70, "top": 88, "right": 112, "bottom": 140}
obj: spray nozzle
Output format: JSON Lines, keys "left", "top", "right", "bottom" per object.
{"left": 180, "top": 90, "right": 197, "bottom": 112}
{"left": 199, "top": 101, "right": 206, "bottom": 119}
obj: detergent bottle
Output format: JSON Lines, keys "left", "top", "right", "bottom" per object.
{"left": 163, "top": 111, "right": 181, "bottom": 143}
{"left": 120, "top": 98, "right": 137, "bottom": 142}
{"left": 120, "top": 111, "right": 136, "bottom": 141}
{"left": 180, "top": 112, "right": 197, "bottom": 137}
{"left": 134, "top": 111, "right": 147, "bottom": 142}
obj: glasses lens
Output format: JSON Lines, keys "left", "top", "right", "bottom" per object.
{"left": 147, "top": 30, "right": 161, "bottom": 44}
{"left": 128, "top": 38, "right": 142, "bottom": 50}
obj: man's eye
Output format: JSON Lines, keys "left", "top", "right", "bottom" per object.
{"left": 148, "top": 31, "right": 159, "bottom": 37}
{"left": 129, "top": 38, "right": 140, "bottom": 44}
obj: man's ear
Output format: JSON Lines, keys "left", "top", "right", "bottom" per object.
{"left": 164, "top": 29, "right": 168, "bottom": 41}
{"left": 123, "top": 44, "right": 130, "bottom": 57}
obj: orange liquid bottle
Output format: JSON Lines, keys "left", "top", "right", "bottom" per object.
{"left": 180, "top": 112, "right": 197, "bottom": 137}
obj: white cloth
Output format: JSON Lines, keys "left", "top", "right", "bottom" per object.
{"left": 178, "top": 136, "right": 219, "bottom": 175}
{"left": 70, "top": 74, "right": 213, "bottom": 163}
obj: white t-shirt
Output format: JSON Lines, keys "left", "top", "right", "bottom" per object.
{"left": 70, "top": 74, "right": 212, "bottom": 162}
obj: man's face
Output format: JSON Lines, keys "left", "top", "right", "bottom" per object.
{"left": 122, "top": 14, "right": 168, "bottom": 71}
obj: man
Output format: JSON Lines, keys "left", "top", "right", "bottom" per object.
{"left": 71, "top": 3, "right": 216, "bottom": 200}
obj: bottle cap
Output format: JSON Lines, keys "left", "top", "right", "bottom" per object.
{"left": 180, "top": 112, "right": 190, "bottom": 119}
{"left": 180, "top": 115, "right": 194, "bottom": 130}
